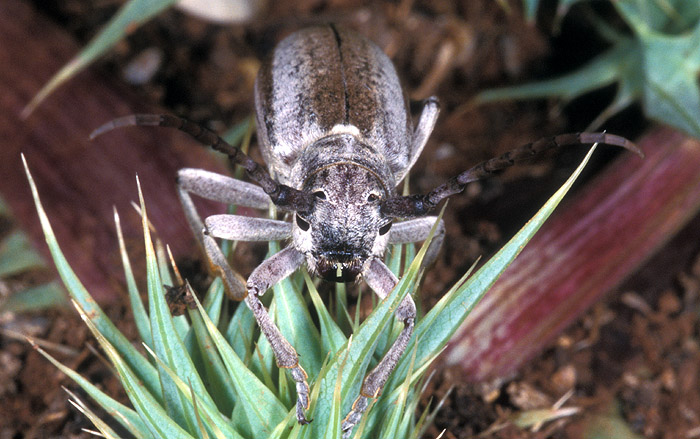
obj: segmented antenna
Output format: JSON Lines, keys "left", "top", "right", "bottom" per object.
{"left": 90, "top": 114, "right": 312, "bottom": 212}
{"left": 381, "top": 132, "right": 644, "bottom": 218}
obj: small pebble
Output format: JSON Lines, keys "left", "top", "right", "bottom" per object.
{"left": 123, "top": 47, "right": 163, "bottom": 85}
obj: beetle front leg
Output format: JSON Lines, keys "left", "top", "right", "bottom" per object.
{"left": 204, "top": 238, "right": 311, "bottom": 423}
{"left": 245, "top": 247, "right": 311, "bottom": 424}
{"left": 389, "top": 216, "right": 445, "bottom": 270}
{"left": 177, "top": 168, "right": 272, "bottom": 251}
{"left": 202, "top": 209, "right": 309, "bottom": 422}
{"left": 341, "top": 258, "right": 415, "bottom": 438}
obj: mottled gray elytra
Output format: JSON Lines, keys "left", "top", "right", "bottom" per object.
{"left": 92, "top": 24, "right": 642, "bottom": 437}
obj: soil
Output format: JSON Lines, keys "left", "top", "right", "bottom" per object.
{"left": 2, "top": 1, "right": 700, "bottom": 438}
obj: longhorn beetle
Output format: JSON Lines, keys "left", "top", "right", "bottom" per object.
{"left": 91, "top": 24, "right": 642, "bottom": 438}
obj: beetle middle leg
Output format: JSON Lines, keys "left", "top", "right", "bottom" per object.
{"left": 205, "top": 232, "right": 312, "bottom": 423}
{"left": 177, "top": 167, "right": 277, "bottom": 299}
{"left": 202, "top": 215, "right": 291, "bottom": 300}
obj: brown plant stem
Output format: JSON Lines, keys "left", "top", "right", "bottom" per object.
{"left": 444, "top": 127, "right": 700, "bottom": 381}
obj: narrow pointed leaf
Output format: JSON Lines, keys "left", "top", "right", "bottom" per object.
{"left": 73, "top": 299, "right": 196, "bottom": 439}
{"left": 473, "top": 42, "right": 636, "bottom": 104}
{"left": 225, "top": 300, "right": 256, "bottom": 364}
{"left": 141, "top": 343, "right": 242, "bottom": 439}
{"left": 23, "top": 0, "right": 178, "bottom": 115}
{"left": 30, "top": 340, "right": 149, "bottom": 437}
{"left": 115, "top": 208, "right": 152, "bottom": 347}
{"left": 23, "top": 157, "right": 162, "bottom": 400}
{"left": 304, "top": 270, "right": 347, "bottom": 356}
{"left": 138, "top": 185, "right": 223, "bottom": 434}
{"left": 193, "top": 291, "right": 288, "bottom": 436}
{"left": 65, "top": 388, "right": 122, "bottom": 439}
{"left": 395, "top": 145, "right": 599, "bottom": 379}
{"left": 187, "top": 284, "right": 238, "bottom": 414}
{"left": 324, "top": 345, "right": 350, "bottom": 439}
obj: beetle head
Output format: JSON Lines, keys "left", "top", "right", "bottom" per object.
{"left": 293, "top": 163, "right": 392, "bottom": 282}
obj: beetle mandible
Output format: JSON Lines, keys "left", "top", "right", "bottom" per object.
{"left": 91, "top": 24, "right": 642, "bottom": 437}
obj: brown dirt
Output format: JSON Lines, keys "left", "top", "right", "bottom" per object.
{"left": 2, "top": 1, "right": 699, "bottom": 438}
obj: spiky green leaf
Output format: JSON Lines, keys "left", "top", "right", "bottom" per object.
{"left": 23, "top": 156, "right": 163, "bottom": 401}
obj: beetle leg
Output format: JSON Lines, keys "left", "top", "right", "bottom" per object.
{"left": 245, "top": 247, "right": 311, "bottom": 424}
{"left": 202, "top": 231, "right": 248, "bottom": 300}
{"left": 342, "top": 258, "right": 415, "bottom": 438}
{"left": 201, "top": 215, "right": 292, "bottom": 300}
{"left": 188, "top": 171, "right": 309, "bottom": 423}
{"left": 395, "top": 96, "right": 440, "bottom": 183}
{"left": 177, "top": 168, "right": 278, "bottom": 296}
{"left": 205, "top": 215, "right": 292, "bottom": 242}
{"left": 389, "top": 216, "right": 445, "bottom": 270}
{"left": 177, "top": 168, "right": 272, "bottom": 251}
{"left": 178, "top": 168, "right": 272, "bottom": 208}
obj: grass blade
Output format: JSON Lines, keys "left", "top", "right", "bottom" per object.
{"left": 193, "top": 288, "right": 288, "bottom": 437}
{"left": 114, "top": 208, "right": 152, "bottom": 347}
{"left": 304, "top": 269, "right": 347, "bottom": 356}
{"left": 137, "top": 182, "right": 220, "bottom": 433}
{"left": 23, "top": 0, "right": 178, "bottom": 116}
{"left": 395, "top": 144, "right": 600, "bottom": 380}
{"left": 23, "top": 156, "right": 162, "bottom": 400}
{"left": 29, "top": 339, "right": 149, "bottom": 438}
{"left": 73, "top": 299, "right": 196, "bottom": 439}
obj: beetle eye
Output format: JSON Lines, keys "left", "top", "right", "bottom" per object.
{"left": 367, "top": 193, "right": 380, "bottom": 202}
{"left": 378, "top": 222, "right": 392, "bottom": 235}
{"left": 313, "top": 191, "right": 326, "bottom": 200}
{"left": 295, "top": 214, "right": 310, "bottom": 231}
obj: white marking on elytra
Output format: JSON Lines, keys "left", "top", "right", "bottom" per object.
{"left": 330, "top": 124, "right": 362, "bottom": 138}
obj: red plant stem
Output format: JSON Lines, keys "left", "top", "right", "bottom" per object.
{"left": 0, "top": 0, "right": 227, "bottom": 302}
{"left": 443, "top": 127, "right": 700, "bottom": 381}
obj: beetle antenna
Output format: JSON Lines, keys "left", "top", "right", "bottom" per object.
{"left": 91, "top": 114, "right": 312, "bottom": 212}
{"left": 381, "top": 132, "right": 643, "bottom": 218}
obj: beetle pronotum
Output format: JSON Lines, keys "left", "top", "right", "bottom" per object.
{"left": 92, "top": 24, "right": 642, "bottom": 437}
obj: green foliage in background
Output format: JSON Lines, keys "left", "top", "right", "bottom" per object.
{"left": 483, "top": 0, "right": 700, "bottom": 136}
{"left": 23, "top": 0, "right": 178, "bottom": 116}
{"left": 0, "top": 196, "right": 67, "bottom": 313}
{"left": 23, "top": 0, "right": 257, "bottom": 116}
